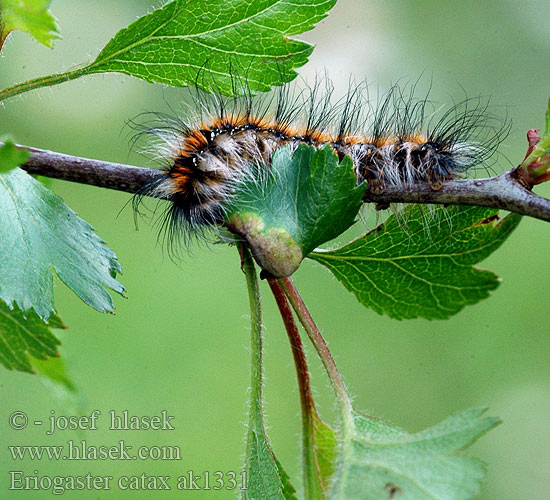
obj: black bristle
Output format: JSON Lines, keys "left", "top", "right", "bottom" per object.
{"left": 128, "top": 74, "right": 508, "bottom": 256}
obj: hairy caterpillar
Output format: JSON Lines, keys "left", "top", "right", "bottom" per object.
{"left": 133, "top": 79, "right": 506, "bottom": 247}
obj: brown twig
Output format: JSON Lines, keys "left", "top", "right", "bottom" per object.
{"left": 363, "top": 170, "right": 550, "bottom": 222}
{"left": 7, "top": 143, "right": 550, "bottom": 222}
{"left": 16, "top": 144, "right": 159, "bottom": 194}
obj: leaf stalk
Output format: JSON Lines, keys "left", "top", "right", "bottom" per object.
{"left": 278, "top": 278, "right": 352, "bottom": 420}
{"left": 0, "top": 64, "right": 93, "bottom": 102}
{"left": 268, "top": 277, "right": 323, "bottom": 498}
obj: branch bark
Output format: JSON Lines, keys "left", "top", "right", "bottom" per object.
{"left": 364, "top": 170, "right": 550, "bottom": 222}
{"left": 10, "top": 143, "right": 550, "bottom": 222}
{"left": 18, "top": 144, "right": 160, "bottom": 194}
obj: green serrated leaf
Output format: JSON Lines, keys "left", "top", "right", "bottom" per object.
{"left": 0, "top": 0, "right": 335, "bottom": 101}
{"left": 0, "top": 299, "right": 65, "bottom": 372}
{"left": 305, "top": 411, "right": 338, "bottom": 499}
{"left": 0, "top": 0, "right": 59, "bottom": 49}
{"left": 0, "top": 168, "right": 124, "bottom": 320}
{"left": 32, "top": 354, "right": 82, "bottom": 420}
{"left": 88, "top": 0, "right": 336, "bottom": 94}
{"left": 332, "top": 408, "right": 499, "bottom": 500}
{"left": 243, "top": 429, "right": 298, "bottom": 500}
{"left": 310, "top": 205, "right": 521, "bottom": 319}
{"left": 244, "top": 406, "right": 297, "bottom": 499}
{"left": 31, "top": 356, "right": 76, "bottom": 392}
{"left": 226, "top": 145, "right": 366, "bottom": 277}
{"left": 0, "top": 137, "right": 30, "bottom": 173}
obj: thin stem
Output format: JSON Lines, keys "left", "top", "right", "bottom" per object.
{"left": 279, "top": 279, "right": 359, "bottom": 499}
{"left": 7, "top": 143, "right": 550, "bottom": 222}
{"left": 268, "top": 278, "right": 314, "bottom": 419}
{"left": 363, "top": 170, "right": 550, "bottom": 222}
{"left": 0, "top": 65, "right": 92, "bottom": 102}
{"left": 14, "top": 144, "right": 160, "bottom": 194}
{"left": 268, "top": 278, "right": 320, "bottom": 495}
{"left": 278, "top": 278, "right": 352, "bottom": 419}
{"left": 240, "top": 243, "right": 264, "bottom": 415}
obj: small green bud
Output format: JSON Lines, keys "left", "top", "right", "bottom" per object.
{"left": 228, "top": 213, "right": 303, "bottom": 277}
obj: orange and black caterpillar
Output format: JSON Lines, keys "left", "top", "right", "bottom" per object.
{"left": 133, "top": 80, "right": 506, "bottom": 244}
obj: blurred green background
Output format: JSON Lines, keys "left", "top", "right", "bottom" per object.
{"left": 1, "top": 0, "right": 549, "bottom": 498}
